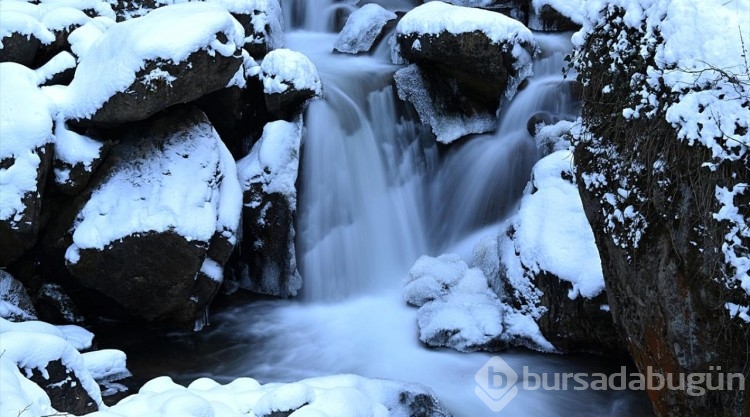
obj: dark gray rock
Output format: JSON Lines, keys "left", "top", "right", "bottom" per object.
{"left": 0, "top": 270, "right": 37, "bottom": 321}
{"left": 35, "top": 282, "right": 85, "bottom": 324}
{"left": 27, "top": 359, "right": 98, "bottom": 415}
{"left": 77, "top": 49, "right": 242, "bottom": 126}
{"left": 0, "top": 32, "right": 41, "bottom": 66}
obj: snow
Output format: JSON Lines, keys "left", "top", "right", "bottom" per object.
{"left": 35, "top": 51, "right": 77, "bottom": 84}
{"left": 0, "top": 318, "right": 104, "bottom": 410}
{"left": 59, "top": 2, "right": 244, "bottom": 121}
{"left": 726, "top": 302, "right": 750, "bottom": 323}
{"left": 52, "top": 121, "right": 105, "bottom": 184}
{"left": 0, "top": 9, "right": 56, "bottom": 46}
{"left": 509, "top": 150, "right": 605, "bottom": 299}
{"left": 237, "top": 119, "right": 304, "bottom": 201}
{"left": 403, "top": 254, "right": 553, "bottom": 352}
{"left": 77, "top": 373, "right": 439, "bottom": 417}
{"left": 396, "top": 1, "right": 535, "bottom": 48}
{"left": 83, "top": 349, "right": 132, "bottom": 382}
{"left": 0, "top": 63, "right": 54, "bottom": 224}
{"left": 260, "top": 48, "right": 322, "bottom": 95}
{"left": 65, "top": 112, "right": 242, "bottom": 261}
{"left": 66, "top": 16, "right": 116, "bottom": 59}
{"left": 334, "top": 3, "right": 397, "bottom": 54}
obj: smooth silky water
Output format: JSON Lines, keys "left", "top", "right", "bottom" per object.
{"left": 99, "top": 3, "right": 653, "bottom": 416}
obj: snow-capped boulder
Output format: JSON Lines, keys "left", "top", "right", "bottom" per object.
{"left": 497, "top": 150, "right": 624, "bottom": 355}
{"left": 234, "top": 120, "right": 303, "bottom": 297}
{"left": 0, "top": 62, "right": 55, "bottom": 266}
{"left": 394, "top": 1, "right": 536, "bottom": 143}
{"left": 91, "top": 374, "right": 451, "bottom": 417}
{"left": 64, "top": 107, "right": 242, "bottom": 327}
{"left": 0, "top": 3, "right": 55, "bottom": 66}
{"left": 404, "top": 254, "right": 552, "bottom": 352}
{"left": 260, "top": 48, "right": 322, "bottom": 120}
{"left": 0, "top": 270, "right": 38, "bottom": 322}
{"left": 333, "top": 3, "right": 397, "bottom": 55}
{"left": 0, "top": 319, "right": 104, "bottom": 414}
{"left": 59, "top": 2, "right": 245, "bottom": 126}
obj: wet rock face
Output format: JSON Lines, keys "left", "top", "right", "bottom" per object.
{"left": 27, "top": 359, "right": 98, "bottom": 415}
{"left": 397, "top": 30, "right": 520, "bottom": 112}
{"left": 62, "top": 107, "right": 240, "bottom": 327}
{"left": 534, "top": 271, "right": 626, "bottom": 357}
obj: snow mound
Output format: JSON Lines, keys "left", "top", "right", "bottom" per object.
{"left": 0, "top": 318, "right": 104, "bottom": 411}
{"left": 334, "top": 3, "right": 397, "bottom": 54}
{"left": 237, "top": 120, "right": 303, "bottom": 201}
{"left": 0, "top": 62, "right": 54, "bottom": 224}
{"left": 504, "top": 150, "right": 604, "bottom": 299}
{"left": 260, "top": 48, "right": 322, "bottom": 95}
{"left": 59, "top": 2, "right": 244, "bottom": 121}
{"left": 403, "top": 254, "right": 467, "bottom": 306}
{"left": 396, "top": 1, "right": 534, "bottom": 47}
{"left": 403, "top": 254, "right": 550, "bottom": 352}
{"left": 65, "top": 111, "right": 242, "bottom": 260}
{"left": 89, "top": 374, "right": 447, "bottom": 417}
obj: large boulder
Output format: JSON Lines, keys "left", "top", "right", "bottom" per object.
{"left": 0, "top": 63, "right": 55, "bottom": 266}
{"left": 394, "top": 1, "right": 536, "bottom": 143}
{"left": 0, "top": 3, "right": 55, "bottom": 66}
{"left": 63, "top": 107, "right": 242, "bottom": 327}
{"left": 234, "top": 120, "right": 303, "bottom": 297}
{"left": 60, "top": 2, "right": 245, "bottom": 126}
{"left": 572, "top": 3, "right": 749, "bottom": 415}
{"left": 333, "top": 3, "right": 397, "bottom": 55}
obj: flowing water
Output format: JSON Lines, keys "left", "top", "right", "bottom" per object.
{"left": 102, "top": 2, "right": 653, "bottom": 416}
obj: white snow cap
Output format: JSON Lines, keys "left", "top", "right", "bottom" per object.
{"left": 60, "top": 2, "right": 245, "bottom": 120}
{"left": 237, "top": 120, "right": 303, "bottom": 201}
{"left": 260, "top": 48, "right": 322, "bottom": 95}
{"left": 334, "top": 3, "right": 397, "bottom": 54}
{"left": 0, "top": 63, "right": 54, "bottom": 224}
{"left": 397, "top": 1, "right": 535, "bottom": 46}
{"left": 512, "top": 150, "right": 605, "bottom": 299}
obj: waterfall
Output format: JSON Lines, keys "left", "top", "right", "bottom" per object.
{"left": 105, "top": 4, "right": 650, "bottom": 417}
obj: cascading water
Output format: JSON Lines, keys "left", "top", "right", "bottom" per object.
{"left": 105, "top": 3, "right": 651, "bottom": 416}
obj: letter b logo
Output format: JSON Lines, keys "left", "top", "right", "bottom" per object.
{"left": 475, "top": 356, "right": 519, "bottom": 412}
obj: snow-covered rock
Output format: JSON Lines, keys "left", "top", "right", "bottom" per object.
{"left": 393, "top": 1, "right": 536, "bottom": 143}
{"left": 89, "top": 374, "right": 451, "bottom": 417}
{"left": 333, "top": 3, "right": 397, "bottom": 55}
{"left": 64, "top": 107, "right": 242, "bottom": 326}
{"left": 0, "top": 3, "right": 55, "bottom": 66}
{"left": 260, "top": 48, "right": 322, "bottom": 119}
{"left": 51, "top": 122, "right": 108, "bottom": 195}
{"left": 496, "top": 149, "right": 623, "bottom": 355}
{"left": 234, "top": 120, "right": 303, "bottom": 297}
{"left": 404, "top": 254, "right": 552, "bottom": 352}
{"left": 0, "top": 318, "right": 132, "bottom": 415}
{"left": 0, "top": 62, "right": 55, "bottom": 266}
{"left": 529, "top": 0, "right": 584, "bottom": 31}
{"left": 58, "top": 2, "right": 244, "bottom": 125}
{"left": 36, "top": 282, "right": 85, "bottom": 324}
{"left": 0, "top": 270, "right": 37, "bottom": 321}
